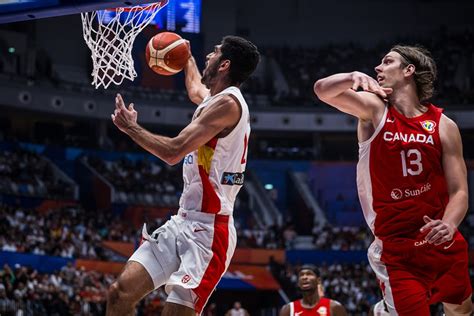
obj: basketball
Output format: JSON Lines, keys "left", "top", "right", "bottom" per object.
{"left": 145, "top": 32, "right": 190, "bottom": 76}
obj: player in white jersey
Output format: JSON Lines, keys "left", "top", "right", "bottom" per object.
{"left": 107, "top": 36, "right": 260, "bottom": 316}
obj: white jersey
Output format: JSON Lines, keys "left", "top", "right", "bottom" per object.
{"left": 372, "top": 300, "right": 390, "bottom": 316}
{"left": 180, "top": 86, "right": 250, "bottom": 216}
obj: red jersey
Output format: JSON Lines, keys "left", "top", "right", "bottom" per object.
{"left": 290, "top": 297, "right": 331, "bottom": 316}
{"left": 357, "top": 104, "right": 448, "bottom": 240}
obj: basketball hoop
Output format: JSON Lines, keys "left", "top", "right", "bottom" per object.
{"left": 81, "top": 1, "right": 168, "bottom": 89}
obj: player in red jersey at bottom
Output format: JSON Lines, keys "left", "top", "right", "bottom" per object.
{"left": 314, "top": 45, "right": 472, "bottom": 315}
{"left": 279, "top": 265, "right": 347, "bottom": 316}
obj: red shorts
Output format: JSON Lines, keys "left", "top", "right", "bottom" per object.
{"left": 368, "top": 231, "right": 471, "bottom": 316}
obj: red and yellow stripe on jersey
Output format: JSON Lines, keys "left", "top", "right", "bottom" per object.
{"left": 197, "top": 137, "right": 221, "bottom": 214}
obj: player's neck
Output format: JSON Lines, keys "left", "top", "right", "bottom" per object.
{"left": 301, "top": 291, "right": 320, "bottom": 307}
{"left": 209, "top": 77, "right": 238, "bottom": 96}
{"left": 388, "top": 85, "right": 426, "bottom": 118}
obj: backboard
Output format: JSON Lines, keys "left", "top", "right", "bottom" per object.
{"left": 0, "top": 0, "right": 158, "bottom": 24}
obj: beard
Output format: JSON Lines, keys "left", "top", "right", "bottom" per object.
{"left": 201, "top": 61, "right": 219, "bottom": 88}
{"left": 299, "top": 285, "right": 316, "bottom": 293}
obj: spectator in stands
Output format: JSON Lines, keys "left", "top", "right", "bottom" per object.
{"left": 280, "top": 264, "right": 347, "bottom": 316}
{"left": 226, "top": 301, "right": 250, "bottom": 316}
{"left": 272, "top": 262, "right": 381, "bottom": 314}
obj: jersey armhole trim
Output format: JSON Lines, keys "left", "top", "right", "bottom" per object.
{"left": 359, "top": 105, "right": 388, "bottom": 146}
{"left": 218, "top": 92, "right": 245, "bottom": 141}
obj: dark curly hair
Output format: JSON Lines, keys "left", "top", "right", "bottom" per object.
{"left": 219, "top": 36, "right": 260, "bottom": 85}
{"left": 390, "top": 45, "right": 437, "bottom": 102}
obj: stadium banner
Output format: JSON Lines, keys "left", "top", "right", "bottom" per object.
{"left": 231, "top": 248, "right": 285, "bottom": 265}
{"left": 74, "top": 259, "right": 281, "bottom": 290}
{"left": 75, "top": 259, "right": 126, "bottom": 275}
{"left": 219, "top": 264, "right": 280, "bottom": 290}
{"left": 0, "top": 251, "right": 73, "bottom": 274}
{"left": 101, "top": 240, "right": 285, "bottom": 264}
{"left": 286, "top": 249, "right": 368, "bottom": 264}
{"left": 117, "top": 204, "right": 176, "bottom": 228}
{"left": 0, "top": 194, "right": 77, "bottom": 211}
{"left": 102, "top": 241, "right": 135, "bottom": 258}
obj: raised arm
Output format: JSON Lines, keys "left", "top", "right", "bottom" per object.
{"left": 184, "top": 55, "right": 209, "bottom": 105}
{"left": 314, "top": 71, "right": 390, "bottom": 122}
{"left": 111, "top": 94, "right": 240, "bottom": 165}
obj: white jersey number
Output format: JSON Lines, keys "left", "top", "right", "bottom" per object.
{"left": 400, "top": 149, "right": 423, "bottom": 177}
{"left": 241, "top": 134, "right": 248, "bottom": 164}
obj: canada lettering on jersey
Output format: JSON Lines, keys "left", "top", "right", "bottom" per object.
{"left": 383, "top": 131, "right": 434, "bottom": 145}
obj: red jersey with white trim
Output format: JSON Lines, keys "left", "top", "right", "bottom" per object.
{"left": 290, "top": 297, "right": 331, "bottom": 316}
{"left": 180, "top": 86, "right": 250, "bottom": 216}
{"left": 357, "top": 104, "right": 448, "bottom": 240}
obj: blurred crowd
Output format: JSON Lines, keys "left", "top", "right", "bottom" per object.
{"left": 312, "top": 224, "right": 372, "bottom": 251}
{"left": 2, "top": 27, "right": 473, "bottom": 109}
{"left": 0, "top": 262, "right": 171, "bottom": 316}
{"left": 0, "top": 263, "right": 113, "bottom": 316}
{"left": 247, "top": 27, "right": 474, "bottom": 107}
{"left": 0, "top": 149, "right": 74, "bottom": 199}
{"left": 0, "top": 260, "right": 382, "bottom": 316}
{"left": 0, "top": 204, "right": 136, "bottom": 260}
{"left": 85, "top": 156, "right": 181, "bottom": 206}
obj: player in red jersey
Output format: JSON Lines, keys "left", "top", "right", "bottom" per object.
{"left": 314, "top": 45, "right": 472, "bottom": 316}
{"left": 279, "top": 265, "right": 347, "bottom": 316}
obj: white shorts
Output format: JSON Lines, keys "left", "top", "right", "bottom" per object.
{"left": 129, "top": 210, "right": 236, "bottom": 314}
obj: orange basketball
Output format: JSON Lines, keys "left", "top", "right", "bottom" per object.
{"left": 145, "top": 32, "right": 190, "bottom": 76}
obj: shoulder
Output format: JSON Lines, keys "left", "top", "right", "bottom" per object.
{"left": 329, "top": 299, "right": 343, "bottom": 307}
{"left": 439, "top": 113, "right": 458, "bottom": 131}
{"left": 279, "top": 303, "right": 291, "bottom": 316}
{"left": 209, "top": 94, "right": 240, "bottom": 112}
{"left": 330, "top": 299, "right": 347, "bottom": 315}
{"left": 200, "top": 94, "right": 241, "bottom": 123}
{"left": 359, "top": 91, "right": 386, "bottom": 110}
{"left": 439, "top": 113, "right": 461, "bottom": 146}
{"left": 359, "top": 91, "right": 386, "bottom": 125}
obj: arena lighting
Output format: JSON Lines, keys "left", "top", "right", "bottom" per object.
{"left": 264, "top": 184, "right": 274, "bottom": 190}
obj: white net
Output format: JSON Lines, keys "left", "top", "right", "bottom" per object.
{"left": 81, "top": 1, "right": 168, "bottom": 89}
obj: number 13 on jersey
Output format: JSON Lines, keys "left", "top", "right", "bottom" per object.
{"left": 400, "top": 149, "right": 423, "bottom": 177}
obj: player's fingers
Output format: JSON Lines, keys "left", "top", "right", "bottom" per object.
{"left": 374, "top": 82, "right": 388, "bottom": 98}
{"left": 428, "top": 230, "right": 445, "bottom": 244}
{"left": 368, "top": 81, "right": 386, "bottom": 98}
{"left": 111, "top": 114, "right": 115, "bottom": 121}
{"left": 351, "top": 77, "right": 360, "bottom": 91}
{"left": 424, "top": 225, "right": 442, "bottom": 241}
{"left": 383, "top": 87, "right": 393, "bottom": 95}
{"left": 115, "top": 95, "right": 121, "bottom": 110}
{"left": 129, "top": 103, "right": 135, "bottom": 112}
{"left": 361, "top": 78, "right": 369, "bottom": 91}
{"left": 420, "top": 221, "right": 436, "bottom": 233}
{"left": 423, "top": 215, "right": 433, "bottom": 224}
{"left": 116, "top": 94, "right": 127, "bottom": 110}
{"left": 434, "top": 235, "right": 450, "bottom": 246}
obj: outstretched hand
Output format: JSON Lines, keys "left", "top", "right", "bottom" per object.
{"left": 419, "top": 215, "right": 456, "bottom": 246}
{"left": 111, "top": 94, "right": 138, "bottom": 134}
{"left": 350, "top": 71, "right": 393, "bottom": 99}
